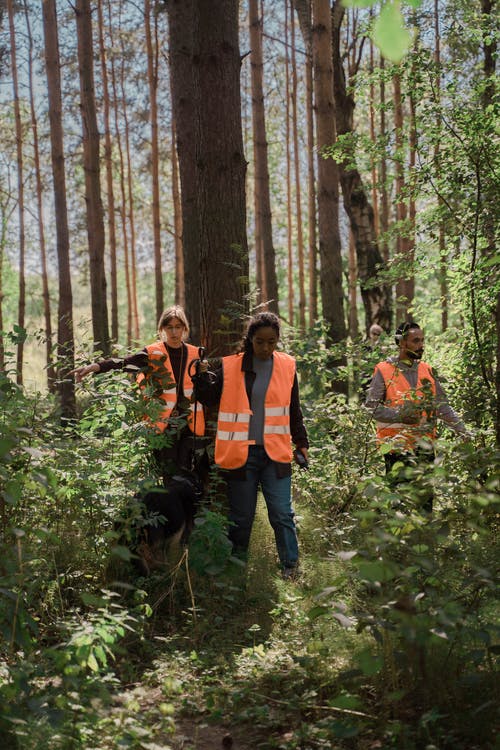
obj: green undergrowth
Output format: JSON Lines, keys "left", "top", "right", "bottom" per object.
{"left": 0, "top": 365, "right": 498, "bottom": 749}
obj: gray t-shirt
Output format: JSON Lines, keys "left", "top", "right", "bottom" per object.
{"left": 365, "top": 356, "right": 467, "bottom": 434}
{"left": 248, "top": 355, "right": 274, "bottom": 444}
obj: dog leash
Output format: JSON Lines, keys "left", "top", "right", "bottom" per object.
{"left": 188, "top": 346, "right": 205, "bottom": 473}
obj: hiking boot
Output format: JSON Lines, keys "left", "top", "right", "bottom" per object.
{"left": 282, "top": 566, "right": 299, "bottom": 581}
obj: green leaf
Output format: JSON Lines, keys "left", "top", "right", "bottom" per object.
{"left": 372, "top": 2, "right": 412, "bottom": 63}
{"left": 308, "top": 605, "right": 330, "bottom": 620}
{"left": 356, "top": 560, "right": 398, "bottom": 582}
{"left": 329, "top": 692, "right": 362, "bottom": 709}
{"left": 87, "top": 652, "right": 99, "bottom": 672}
{"left": 356, "top": 648, "right": 383, "bottom": 676}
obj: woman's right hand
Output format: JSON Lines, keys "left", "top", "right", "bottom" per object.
{"left": 68, "top": 363, "right": 100, "bottom": 382}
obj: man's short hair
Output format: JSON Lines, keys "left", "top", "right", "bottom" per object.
{"left": 394, "top": 321, "right": 420, "bottom": 345}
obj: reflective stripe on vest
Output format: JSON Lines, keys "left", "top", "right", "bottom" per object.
{"left": 215, "top": 352, "right": 296, "bottom": 469}
{"left": 375, "top": 361, "right": 436, "bottom": 450}
{"left": 138, "top": 342, "right": 205, "bottom": 436}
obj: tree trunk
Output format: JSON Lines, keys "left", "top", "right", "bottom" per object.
{"left": 106, "top": 0, "right": 132, "bottom": 344}
{"left": 171, "top": 116, "right": 185, "bottom": 307}
{"left": 285, "top": 0, "right": 294, "bottom": 325}
{"left": 121, "top": 55, "right": 140, "bottom": 342}
{"left": 42, "top": 0, "right": 75, "bottom": 419}
{"left": 24, "top": 2, "right": 56, "bottom": 391}
{"left": 290, "top": 2, "right": 306, "bottom": 329}
{"left": 393, "top": 71, "right": 412, "bottom": 322}
{"left": 291, "top": 0, "right": 317, "bottom": 327}
{"left": 249, "top": 0, "right": 279, "bottom": 314}
{"left": 75, "top": 0, "right": 110, "bottom": 355}
{"left": 97, "top": 0, "right": 119, "bottom": 343}
{"left": 7, "top": 0, "right": 26, "bottom": 385}
{"left": 145, "top": 0, "right": 164, "bottom": 321}
{"left": 348, "top": 230, "right": 359, "bottom": 340}
{"left": 433, "top": 0, "right": 448, "bottom": 332}
{"left": 379, "top": 55, "right": 390, "bottom": 266}
{"left": 368, "top": 34, "right": 379, "bottom": 236}
{"left": 166, "top": 0, "right": 201, "bottom": 340}
{"left": 331, "top": 2, "right": 391, "bottom": 333}
{"left": 166, "top": 0, "right": 248, "bottom": 355}
{"left": 312, "top": 0, "right": 346, "bottom": 345}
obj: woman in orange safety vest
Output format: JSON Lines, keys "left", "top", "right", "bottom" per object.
{"left": 193, "top": 312, "right": 309, "bottom": 579}
{"left": 70, "top": 305, "right": 205, "bottom": 482}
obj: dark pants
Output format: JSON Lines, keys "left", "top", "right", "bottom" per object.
{"left": 226, "top": 445, "right": 298, "bottom": 569}
{"left": 384, "top": 448, "right": 435, "bottom": 513}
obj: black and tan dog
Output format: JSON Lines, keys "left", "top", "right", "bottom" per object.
{"left": 134, "top": 472, "right": 203, "bottom": 575}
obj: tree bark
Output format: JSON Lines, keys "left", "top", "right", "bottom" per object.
{"left": 42, "top": 0, "right": 75, "bottom": 418}
{"left": 7, "top": 0, "right": 26, "bottom": 385}
{"left": 393, "top": 71, "right": 412, "bottom": 323}
{"left": 166, "top": 0, "right": 201, "bottom": 339}
{"left": 312, "top": 0, "right": 346, "bottom": 345}
{"left": 97, "top": 0, "right": 119, "bottom": 342}
{"left": 75, "top": 0, "right": 110, "bottom": 355}
{"left": 106, "top": 0, "right": 132, "bottom": 344}
{"left": 290, "top": 2, "right": 306, "bottom": 329}
{"left": 171, "top": 116, "right": 185, "bottom": 307}
{"left": 166, "top": 0, "right": 248, "bottom": 355}
{"left": 145, "top": 0, "right": 164, "bottom": 321}
{"left": 249, "top": 0, "right": 279, "bottom": 314}
{"left": 292, "top": 0, "right": 318, "bottom": 327}
{"left": 331, "top": 2, "right": 391, "bottom": 332}
{"left": 285, "top": 0, "right": 294, "bottom": 325}
{"left": 25, "top": 2, "right": 56, "bottom": 391}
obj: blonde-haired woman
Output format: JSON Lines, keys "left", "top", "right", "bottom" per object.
{"left": 70, "top": 305, "right": 205, "bottom": 480}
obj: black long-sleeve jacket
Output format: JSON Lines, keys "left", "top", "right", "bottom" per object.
{"left": 192, "top": 349, "right": 308, "bottom": 478}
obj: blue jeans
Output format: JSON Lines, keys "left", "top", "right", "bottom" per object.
{"left": 226, "top": 445, "right": 298, "bottom": 569}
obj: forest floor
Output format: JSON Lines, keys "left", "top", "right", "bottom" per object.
{"left": 110, "top": 497, "right": 314, "bottom": 750}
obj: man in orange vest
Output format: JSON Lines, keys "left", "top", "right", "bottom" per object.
{"left": 365, "top": 321, "right": 470, "bottom": 511}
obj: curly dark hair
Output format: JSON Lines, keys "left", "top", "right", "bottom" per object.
{"left": 241, "top": 312, "right": 281, "bottom": 353}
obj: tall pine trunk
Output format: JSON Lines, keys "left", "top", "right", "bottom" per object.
{"left": 249, "top": 0, "right": 279, "bottom": 314}
{"left": 290, "top": 2, "right": 306, "bottom": 329}
{"left": 42, "top": 0, "right": 75, "bottom": 418}
{"left": 76, "top": 0, "right": 110, "bottom": 355}
{"left": 107, "top": 0, "right": 132, "bottom": 344}
{"left": 7, "top": 0, "right": 26, "bottom": 385}
{"left": 167, "top": 0, "right": 248, "bottom": 354}
{"left": 145, "top": 0, "right": 164, "bottom": 321}
{"left": 285, "top": 0, "right": 294, "bottom": 325}
{"left": 25, "top": 3, "right": 56, "bottom": 391}
{"left": 331, "top": 3, "right": 391, "bottom": 332}
{"left": 97, "top": 0, "right": 119, "bottom": 342}
{"left": 312, "top": 0, "right": 345, "bottom": 345}
{"left": 393, "top": 71, "right": 412, "bottom": 322}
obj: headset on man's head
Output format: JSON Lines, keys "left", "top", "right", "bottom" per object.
{"left": 394, "top": 321, "right": 420, "bottom": 345}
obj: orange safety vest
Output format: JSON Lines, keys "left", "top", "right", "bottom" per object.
{"left": 375, "top": 360, "right": 437, "bottom": 451}
{"left": 137, "top": 342, "right": 205, "bottom": 436}
{"left": 215, "top": 352, "right": 296, "bottom": 469}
